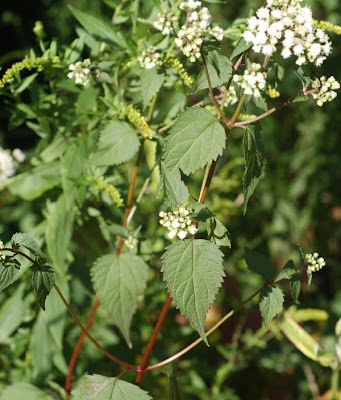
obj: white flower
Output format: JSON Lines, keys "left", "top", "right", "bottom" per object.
{"left": 138, "top": 47, "right": 162, "bottom": 69}
{"left": 233, "top": 63, "right": 267, "bottom": 98}
{"left": 0, "top": 147, "right": 15, "bottom": 183}
{"left": 153, "top": 12, "right": 178, "bottom": 35}
{"left": 12, "top": 148, "right": 25, "bottom": 163}
{"left": 68, "top": 59, "right": 92, "bottom": 86}
{"left": 159, "top": 205, "right": 197, "bottom": 240}
{"left": 124, "top": 236, "right": 138, "bottom": 251}
{"left": 0, "top": 239, "right": 5, "bottom": 262}
{"left": 311, "top": 76, "right": 340, "bottom": 106}
{"left": 305, "top": 252, "right": 326, "bottom": 272}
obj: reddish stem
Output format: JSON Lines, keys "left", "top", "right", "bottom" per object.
{"left": 135, "top": 296, "right": 173, "bottom": 385}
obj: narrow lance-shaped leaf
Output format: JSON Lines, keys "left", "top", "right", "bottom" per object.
{"left": 163, "top": 108, "right": 226, "bottom": 176}
{"left": 259, "top": 286, "right": 284, "bottom": 326}
{"left": 32, "top": 265, "right": 55, "bottom": 310}
{"left": 91, "top": 253, "right": 148, "bottom": 347}
{"left": 161, "top": 239, "right": 225, "bottom": 344}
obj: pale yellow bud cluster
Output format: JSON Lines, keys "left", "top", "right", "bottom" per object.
{"left": 159, "top": 206, "right": 197, "bottom": 240}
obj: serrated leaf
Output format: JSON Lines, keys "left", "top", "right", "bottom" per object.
{"left": 243, "top": 124, "right": 266, "bottom": 212}
{"left": 252, "top": 95, "right": 267, "bottom": 111}
{"left": 106, "top": 223, "right": 129, "bottom": 238}
{"left": 244, "top": 247, "right": 276, "bottom": 280}
{"left": 0, "top": 382, "right": 54, "bottom": 400}
{"left": 11, "top": 232, "right": 48, "bottom": 264}
{"left": 230, "top": 38, "right": 251, "bottom": 59}
{"left": 90, "top": 121, "right": 140, "bottom": 166}
{"left": 0, "top": 263, "right": 19, "bottom": 292}
{"left": 259, "top": 286, "right": 284, "bottom": 326}
{"left": 206, "top": 217, "right": 231, "bottom": 247}
{"left": 290, "top": 275, "right": 301, "bottom": 304}
{"left": 163, "top": 108, "right": 225, "bottom": 176}
{"left": 161, "top": 239, "right": 225, "bottom": 344}
{"left": 187, "top": 203, "right": 214, "bottom": 221}
{"left": 68, "top": 6, "right": 127, "bottom": 48}
{"left": 161, "top": 162, "right": 189, "bottom": 206}
{"left": 32, "top": 265, "right": 55, "bottom": 310}
{"left": 194, "top": 51, "right": 232, "bottom": 92}
{"left": 71, "top": 375, "right": 153, "bottom": 400}
{"left": 91, "top": 253, "right": 148, "bottom": 347}
{"left": 275, "top": 260, "right": 297, "bottom": 282}
{"left": 141, "top": 69, "right": 165, "bottom": 109}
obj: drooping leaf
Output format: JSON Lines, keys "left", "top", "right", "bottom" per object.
{"left": 161, "top": 162, "right": 189, "bottom": 206}
{"left": 0, "top": 382, "right": 54, "bottom": 400}
{"left": 206, "top": 217, "right": 231, "bottom": 247}
{"left": 89, "top": 121, "right": 140, "bottom": 166}
{"left": 275, "top": 260, "right": 297, "bottom": 282}
{"left": 163, "top": 108, "right": 225, "bottom": 176}
{"left": 32, "top": 265, "right": 55, "bottom": 310}
{"left": 259, "top": 286, "right": 284, "bottom": 326}
{"left": 0, "top": 263, "right": 19, "bottom": 292}
{"left": 243, "top": 124, "right": 266, "bottom": 212}
{"left": 71, "top": 375, "right": 153, "bottom": 400}
{"left": 161, "top": 239, "right": 225, "bottom": 344}
{"left": 11, "top": 232, "right": 48, "bottom": 264}
{"left": 290, "top": 275, "right": 301, "bottom": 304}
{"left": 230, "top": 38, "right": 251, "bottom": 59}
{"left": 141, "top": 68, "right": 165, "bottom": 109}
{"left": 68, "top": 6, "right": 127, "bottom": 48}
{"left": 244, "top": 247, "right": 276, "bottom": 280}
{"left": 194, "top": 51, "right": 232, "bottom": 92}
{"left": 91, "top": 253, "right": 149, "bottom": 347}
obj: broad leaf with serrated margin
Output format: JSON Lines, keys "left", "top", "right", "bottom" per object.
{"left": 32, "top": 265, "right": 55, "bottom": 310}
{"left": 141, "top": 69, "right": 165, "bottom": 109}
{"left": 163, "top": 108, "right": 225, "bottom": 176}
{"left": 259, "top": 286, "right": 284, "bottom": 326}
{"left": 91, "top": 253, "right": 148, "bottom": 347}
{"left": 11, "top": 232, "right": 48, "bottom": 264}
{"left": 161, "top": 162, "right": 189, "bottom": 206}
{"left": 72, "top": 375, "right": 152, "bottom": 399}
{"left": 161, "top": 239, "right": 225, "bottom": 344}
{"left": 243, "top": 124, "right": 266, "bottom": 212}
{"left": 0, "top": 262, "right": 19, "bottom": 292}
{"left": 206, "top": 217, "right": 231, "bottom": 247}
{"left": 90, "top": 121, "right": 140, "bottom": 166}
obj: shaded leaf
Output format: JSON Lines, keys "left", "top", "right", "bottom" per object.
{"left": 275, "top": 260, "right": 297, "bottom": 282}
{"left": 259, "top": 286, "right": 284, "bottom": 326}
{"left": 0, "top": 382, "right": 54, "bottom": 400}
{"left": 161, "top": 239, "right": 225, "bottom": 344}
{"left": 11, "top": 232, "right": 48, "bottom": 264}
{"left": 290, "top": 275, "right": 301, "bottom": 304}
{"left": 141, "top": 69, "right": 165, "bottom": 109}
{"left": 244, "top": 247, "right": 276, "bottom": 280}
{"left": 0, "top": 263, "right": 19, "bottom": 292}
{"left": 32, "top": 265, "right": 55, "bottom": 310}
{"left": 161, "top": 162, "right": 189, "bottom": 206}
{"left": 206, "top": 217, "right": 231, "bottom": 247}
{"left": 91, "top": 253, "right": 148, "bottom": 347}
{"left": 163, "top": 108, "right": 225, "bottom": 176}
{"left": 230, "top": 38, "right": 251, "bottom": 59}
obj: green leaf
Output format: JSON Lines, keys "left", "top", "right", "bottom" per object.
{"left": 259, "top": 286, "right": 284, "bottom": 326}
{"left": 68, "top": 6, "right": 127, "bottom": 48}
{"left": 187, "top": 203, "right": 214, "bottom": 221}
{"left": 161, "top": 239, "right": 225, "bottom": 344}
{"left": 90, "top": 121, "right": 140, "bottom": 166}
{"left": 71, "top": 375, "right": 153, "bottom": 400}
{"left": 252, "top": 95, "right": 267, "bottom": 112}
{"left": 163, "top": 108, "right": 225, "bottom": 176}
{"left": 230, "top": 38, "right": 251, "bottom": 59}
{"left": 11, "top": 232, "right": 48, "bottom": 264}
{"left": 76, "top": 86, "right": 99, "bottom": 111}
{"left": 161, "top": 162, "right": 189, "bottom": 207}
{"left": 244, "top": 247, "right": 276, "bottom": 280}
{"left": 106, "top": 223, "right": 130, "bottom": 238}
{"left": 91, "top": 253, "right": 149, "bottom": 347}
{"left": 3, "top": 162, "right": 60, "bottom": 200}
{"left": 141, "top": 69, "right": 165, "bottom": 109}
{"left": 0, "top": 382, "right": 54, "bottom": 400}
{"left": 290, "top": 275, "right": 301, "bottom": 304}
{"left": 243, "top": 124, "right": 266, "bottom": 212}
{"left": 14, "top": 73, "right": 38, "bottom": 94}
{"left": 32, "top": 265, "right": 55, "bottom": 310}
{"left": 206, "top": 217, "right": 231, "bottom": 247}
{"left": 194, "top": 51, "right": 232, "bottom": 92}
{"left": 0, "top": 263, "right": 19, "bottom": 292}
{"left": 275, "top": 260, "right": 297, "bottom": 282}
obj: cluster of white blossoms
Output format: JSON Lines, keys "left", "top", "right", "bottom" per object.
{"left": 233, "top": 63, "right": 267, "bottom": 97}
{"left": 68, "top": 59, "right": 91, "bottom": 86}
{"left": 159, "top": 206, "right": 197, "bottom": 240}
{"left": 243, "top": 0, "right": 332, "bottom": 66}
{"left": 223, "top": 85, "right": 239, "bottom": 107}
{"left": 0, "top": 147, "right": 25, "bottom": 183}
{"left": 311, "top": 76, "right": 340, "bottom": 106}
{"left": 153, "top": 12, "right": 179, "bottom": 35}
{"left": 305, "top": 252, "right": 326, "bottom": 272}
{"left": 0, "top": 239, "right": 5, "bottom": 262}
{"left": 124, "top": 235, "right": 138, "bottom": 251}
{"left": 138, "top": 46, "right": 162, "bottom": 69}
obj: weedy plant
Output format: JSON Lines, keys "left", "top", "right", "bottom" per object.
{"left": 0, "top": 0, "right": 341, "bottom": 398}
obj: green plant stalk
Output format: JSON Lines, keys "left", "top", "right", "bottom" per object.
{"left": 331, "top": 366, "right": 340, "bottom": 400}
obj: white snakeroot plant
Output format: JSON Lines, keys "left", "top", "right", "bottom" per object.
{"left": 0, "top": 147, "right": 16, "bottom": 183}
{"left": 67, "top": 58, "right": 92, "bottom": 86}
{"left": 305, "top": 252, "right": 326, "bottom": 272}
{"left": 159, "top": 206, "right": 198, "bottom": 239}
{"left": 233, "top": 63, "right": 267, "bottom": 97}
{"left": 311, "top": 76, "right": 340, "bottom": 106}
{"left": 138, "top": 46, "right": 162, "bottom": 69}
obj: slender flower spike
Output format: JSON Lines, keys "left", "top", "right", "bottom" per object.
{"left": 159, "top": 206, "right": 197, "bottom": 240}
{"left": 233, "top": 63, "right": 267, "bottom": 97}
{"left": 0, "top": 239, "right": 5, "bottom": 262}
{"left": 305, "top": 252, "right": 326, "bottom": 273}
{"left": 311, "top": 76, "right": 340, "bottom": 106}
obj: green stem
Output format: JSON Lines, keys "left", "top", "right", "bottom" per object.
{"left": 331, "top": 367, "right": 340, "bottom": 400}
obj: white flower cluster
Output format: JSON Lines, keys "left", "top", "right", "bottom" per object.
{"left": 175, "top": 1, "right": 224, "bottom": 62}
{"left": 0, "top": 147, "right": 15, "bottom": 183}
{"left": 311, "top": 76, "right": 340, "bottom": 106}
{"left": 233, "top": 63, "right": 267, "bottom": 97}
{"left": 0, "top": 239, "right": 5, "bottom": 262}
{"left": 153, "top": 12, "right": 178, "bottom": 35}
{"left": 243, "top": 0, "right": 332, "bottom": 66}
{"left": 67, "top": 59, "right": 91, "bottom": 86}
{"left": 223, "top": 85, "right": 239, "bottom": 107}
{"left": 138, "top": 47, "right": 162, "bottom": 69}
{"left": 124, "top": 235, "right": 138, "bottom": 251}
{"left": 159, "top": 206, "right": 197, "bottom": 240}
{"left": 305, "top": 252, "right": 325, "bottom": 273}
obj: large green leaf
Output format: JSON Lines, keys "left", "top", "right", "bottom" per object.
{"left": 141, "top": 68, "right": 165, "bottom": 109}
{"left": 0, "top": 382, "right": 54, "bottom": 400}
{"left": 11, "top": 232, "right": 48, "bottom": 264}
{"left": 244, "top": 247, "right": 276, "bottom": 280}
{"left": 0, "top": 263, "right": 19, "bottom": 292}
{"left": 243, "top": 124, "right": 266, "bottom": 212}
{"left": 68, "top": 6, "right": 127, "bottom": 48}
{"left": 89, "top": 121, "right": 140, "bottom": 166}
{"left": 163, "top": 108, "right": 225, "bottom": 176}
{"left": 161, "top": 161, "right": 189, "bottom": 206}
{"left": 161, "top": 239, "right": 225, "bottom": 344}
{"left": 91, "top": 253, "right": 149, "bottom": 347}
{"left": 194, "top": 51, "right": 232, "bottom": 92}
{"left": 32, "top": 265, "right": 55, "bottom": 310}
{"left": 259, "top": 286, "right": 284, "bottom": 326}
{"left": 71, "top": 375, "right": 152, "bottom": 400}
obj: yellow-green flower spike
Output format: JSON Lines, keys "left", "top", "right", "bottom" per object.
{"left": 122, "top": 105, "right": 153, "bottom": 139}
{"left": 164, "top": 56, "right": 193, "bottom": 87}
{"left": 89, "top": 176, "right": 124, "bottom": 207}
{"left": 314, "top": 20, "right": 341, "bottom": 36}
